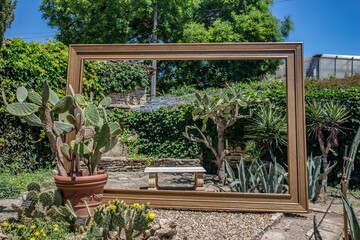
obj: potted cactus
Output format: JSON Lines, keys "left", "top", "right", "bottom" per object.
{"left": 2, "top": 81, "right": 122, "bottom": 216}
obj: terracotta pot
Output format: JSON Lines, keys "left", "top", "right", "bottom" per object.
{"left": 54, "top": 171, "right": 108, "bottom": 217}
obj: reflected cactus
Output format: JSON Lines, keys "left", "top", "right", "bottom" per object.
{"left": 3, "top": 80, "right": 122, "bottom": 176}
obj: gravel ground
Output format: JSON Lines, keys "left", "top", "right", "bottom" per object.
{"left": 151, "top": 208, "right": 273, "bottom": 240}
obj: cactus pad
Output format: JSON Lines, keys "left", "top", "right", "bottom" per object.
{"left": 7, "top": 102, "right": 39, "bottom": 117}
{"left": 52, "top": 96, "right": 73, "bottom": 114}
{"left": 16, "top": 86, "right": 28, "bottom": 102}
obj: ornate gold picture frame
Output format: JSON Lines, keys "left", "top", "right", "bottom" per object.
{"left": 66, "top": 43, "right": 308, "bottom": 213}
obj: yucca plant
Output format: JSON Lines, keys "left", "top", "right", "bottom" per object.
{"left": 2, "top": 81, "right": 122, "bottom": 176}
{"left": 306, "top": 100, "right": 350, "bottom": 188}
{"left": 245, "top": 104, "right": 287, "bottom": 161}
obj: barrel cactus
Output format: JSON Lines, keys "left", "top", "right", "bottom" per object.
{"left": 3, "top": 80, "right": 122, "bottom": 176}
{"left": 27, "top": 182, "right": 41, "bottom": 193}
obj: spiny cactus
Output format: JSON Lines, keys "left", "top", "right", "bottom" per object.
{"left": 3, "top": 81, "right": 122, "bottom": 176}
{"left": 27, "top": 182, "right": 41, "bottom": 193}
{"left": 53, "top": 190, "right": 62, "bottom": 207}
{"left": 39, "top": 191, "right": 54, "bottom": 207}
{"left": 26, "top": 191, "right": 39, "bottom": 205}
{"left": 11, "top": 182, "right": 64, "bottom": 220}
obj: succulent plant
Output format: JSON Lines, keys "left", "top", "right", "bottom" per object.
{"left": 3, "top": 80, "right": 122, "bottom": 176}
{"left": 26, "top": 182, "right": 41, "bottom": 193}
{"left": 39, "top": 191, "right": 54, "bottom": 207}
{"left": 183, "top": 86, "right": 249, "bottom": 184}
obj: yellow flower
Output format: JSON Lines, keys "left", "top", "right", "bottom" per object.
{"left": 53, "top": 224, "right": 59, "bottom": 228}
{"left": 2, "top": 222, "right": 8, "bottom": 227}
{"left": 53, "top": 227, "right": 59, "bottom": 232}
{"left": 42, "top": 233, "right": 46, "bottom": 237}
{"left": 30, "top": 238, "right": 36, "bottom": 240}
{"left": 18, "top": 225, "right": 25, "bottom": 229}
{"left": 109, "top": 204, "right": 116, "bottom": 210}
{"left": 148, "top": 212, "right": 156, "bottom": 220}
{"left": 133, "top": 203, "right": 140, "bottom": 209}
{"left": 40, "top": 229, "right": 44, "bottom": 233}
{"left": 30, "top": 225, "right": 36, "bottom": 229}
{"left": 34, "top": 231, "right": 40, "bottom": 236}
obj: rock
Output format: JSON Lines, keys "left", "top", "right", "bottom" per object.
{"left": 155, "top": 218, "right": 177, "bottom": 239}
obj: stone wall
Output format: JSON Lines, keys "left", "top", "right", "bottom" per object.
{"left": 97, "top": 157, "right": 201, "bottom": 172}
{"left": 108, "top": 88, "right": 146, "bottom": 109}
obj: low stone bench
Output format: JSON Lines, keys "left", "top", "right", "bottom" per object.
{"left": 144, "top": 167, "right": 206, "bottom": 191}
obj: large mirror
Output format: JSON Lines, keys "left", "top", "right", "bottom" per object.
{"left": 81, "top": 59, "right": 289, "bottom": 195}
{"left": 66, "top": 43, "right": 308, "bottom": 212}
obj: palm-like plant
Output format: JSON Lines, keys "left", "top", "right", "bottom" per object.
{"left": 306, "top": 100, "right": 350, "bottom": 174}
{"left": 245, "top": 104, "right": 287, "bottom": 160}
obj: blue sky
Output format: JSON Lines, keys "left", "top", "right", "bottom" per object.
{"left": 4, "top": 0, "right": 360, "bottom": 58}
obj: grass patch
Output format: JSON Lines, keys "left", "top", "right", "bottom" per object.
{"left": 0, "top": 168, "right": 55, "bottom": 199}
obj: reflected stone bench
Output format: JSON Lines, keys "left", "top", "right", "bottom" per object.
{"left": 144, "top": 167, "right": 206, "bottom": 191}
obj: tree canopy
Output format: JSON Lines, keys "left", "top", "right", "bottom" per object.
{"left": 40, "top": 0, "right": 294, "bottom": 91}
{"left": 0, "top": 0, "right": 17, "bottom": 48}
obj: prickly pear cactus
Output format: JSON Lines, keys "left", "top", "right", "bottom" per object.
{"left": 27, "top": 182, "right": 41, "bottom": 193}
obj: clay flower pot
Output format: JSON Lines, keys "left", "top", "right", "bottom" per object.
{"left": 54, "top": 171, "right": 108, "bottom": 217}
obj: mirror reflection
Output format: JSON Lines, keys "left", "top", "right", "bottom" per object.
{"left": 81, "top": 59, "right": 288, "bottom": 194}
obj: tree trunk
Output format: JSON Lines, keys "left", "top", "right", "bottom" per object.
{"left": 150, "top": 2, "right": 158, "bottom": 99}
{"left": 40, "top": 106, "right": 67, "bottom": 176}
{"left": 217, "top": 128, "right": 226, "bottom": 184}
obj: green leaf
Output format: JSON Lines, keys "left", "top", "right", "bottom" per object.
{"left": 28, "top": 91, "right": 42, "bottom": 105}
{"left": 85, "top": 103, "right": 100, "bottom": 126}
{"left": 7, "top": 102, "right": 39, "bottom": 116}
{"left": 70, "top": 140, "right": 92, "bottom": 155}
{"left": 52, "top": 96, "right": 73, "bottom": 114}
{"left": 55, "top": 121, "right": 75, "bottom": 134}
{"left": 99, "top": 97, "right": 111, "bottom": 108}
{"left": 16, "top": 86, "right": 28, "bottom": 102}
{"left": 23, "top": 114, "right": 42, "bottom": 127}
{"left": 94, "top": 123, "right": 110, "bottom": 149}
{"left": 74, "top": 94, "right": 87, "bottom": 106}
{"left": 42, "top": 81, "right": 50, "bottom": 104}
{"left": 49, "top": 89, "right": 59, "bottom": 106}
{"left": 341, "top": 192, "right": 360, "bottom": 240}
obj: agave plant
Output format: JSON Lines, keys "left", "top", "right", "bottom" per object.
{"left": 255, "top": 155, "right": 288, "bottom": 194}
{"left": 307, "top": 153, "right": 337, "bottom": 202}
{"left": 2, "top": 81, "right": 121, "bottom": 176}
{"left": 225, "top": 157, "right": 257, "bottom": 193}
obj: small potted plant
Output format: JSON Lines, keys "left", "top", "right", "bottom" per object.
{"left": 2, "top": 81, "right": 122, "bottom": 217}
